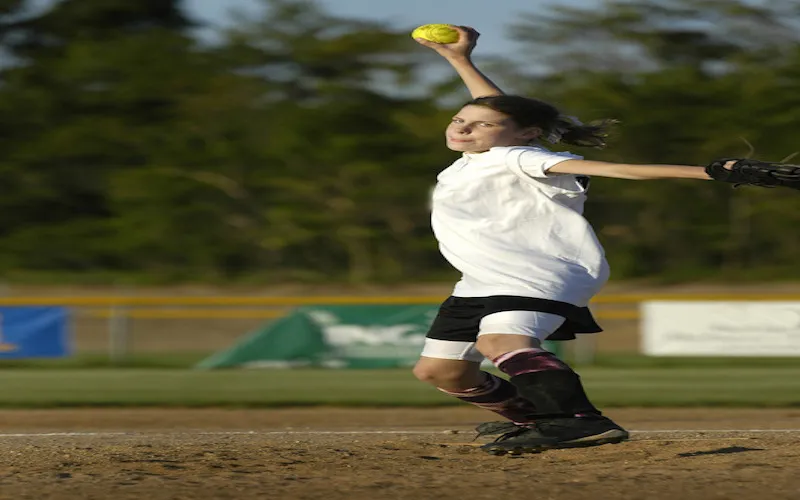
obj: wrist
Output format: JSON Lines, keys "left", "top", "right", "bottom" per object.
{"left": 444, "top": 54, "right": 473, "bottom": 64}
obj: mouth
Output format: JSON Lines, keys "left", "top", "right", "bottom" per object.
{"left": 447, "top": 137, "right": 472, "bottom": 143}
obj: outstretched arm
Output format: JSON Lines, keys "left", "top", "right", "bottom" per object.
{"left": 414, "top": 26, "right": 504, "bottom": 99}
{"left": 549, "top": 159, "right": 713, "bottom": 180}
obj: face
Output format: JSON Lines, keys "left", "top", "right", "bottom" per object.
{"left": 445, "top": 105, "right": 540, "bottom": 153}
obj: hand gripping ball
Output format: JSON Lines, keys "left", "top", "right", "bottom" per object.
{"left": 411, "top": 24, "right": 459, "bottom": 44}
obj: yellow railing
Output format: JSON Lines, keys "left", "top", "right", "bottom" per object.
{"left": 2, "top": 294, "right": 797, "bottom": 364}
{"left": 2, "top": 294, "right": 800, "bottom": 321}
{"left": 2, "top": 293, "right": 800, "bottom": 307}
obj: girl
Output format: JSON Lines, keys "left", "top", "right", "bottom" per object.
{"left": 412, "top": 26, "right": 712, "bottom": 455}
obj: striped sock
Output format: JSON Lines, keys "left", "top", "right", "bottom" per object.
{"left": 492, "top": 348, "right": 601, "bottom": 418}
{"left": 437, "top": 371, "right": 538, "bottom": 424}
{"left": 493, "top": 347, "right": 571, "bottom": 376}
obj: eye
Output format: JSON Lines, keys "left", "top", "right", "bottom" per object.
{"left": 479, "top": 122, "right": 495, "bottom": 127}
{"left": 451, "top": 117, "right": 464, "bottom": 124}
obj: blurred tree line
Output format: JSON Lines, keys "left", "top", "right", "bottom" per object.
{"left": 0, "top": 0, "right": 799, "bottom": 284}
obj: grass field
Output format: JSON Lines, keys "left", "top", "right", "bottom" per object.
{"left": 1, "top": 364, "right": 799, "bottom": 408}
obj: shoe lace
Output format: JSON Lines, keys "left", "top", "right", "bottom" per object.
{"left": 493, "top": 426, "right": 536, "bottom": 443}
{"left": 474, "top": 421, "right": 524, "bottom": 439}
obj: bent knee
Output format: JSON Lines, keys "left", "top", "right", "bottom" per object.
{"left": 412, "top": 358, "right": 481, "bottom": 390}
{"left": 411, "top": 360, "right": 448, "bottom": 384}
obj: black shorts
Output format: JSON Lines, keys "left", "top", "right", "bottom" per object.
{"left": 426, "top": 295, "right": 602, "bottom": 342}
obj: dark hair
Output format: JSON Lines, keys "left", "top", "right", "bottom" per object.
{"left": 466, "top": 95, "right": 617, "bottom": 149}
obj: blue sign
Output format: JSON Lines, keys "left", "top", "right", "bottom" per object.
{"left": 0, "top": 307, "right": 71, "bottom": 359}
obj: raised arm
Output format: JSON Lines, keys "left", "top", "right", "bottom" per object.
{"left": 549, "top": 159, "right": 712, "bottom": 180}
{"left": 414, "top": 26, "right": 504, "bottom": 99}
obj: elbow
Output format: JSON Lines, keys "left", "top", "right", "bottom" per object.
{"left": 612, "top": 165, "right": 650, "bottom": 180}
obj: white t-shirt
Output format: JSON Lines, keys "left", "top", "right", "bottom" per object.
{"left": 430, "top": 145, "right": 609, "bottom": 306}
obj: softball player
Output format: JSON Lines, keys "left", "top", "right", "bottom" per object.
{"left": 412, "top": 26, "right": 713, "bottom": 455}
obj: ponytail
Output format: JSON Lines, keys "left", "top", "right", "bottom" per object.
{"left": 548, "top": 116, "right": 618, "bottom": 149}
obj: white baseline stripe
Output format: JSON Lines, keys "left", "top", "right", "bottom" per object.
{"left": 0, "top": 429, "right": 799, "bottom": 438}
{"left": 0, "top": 431, "right": 425, "bottom": 438}
{"left": 631, "top": 429, "right": 800, "bottom": 434}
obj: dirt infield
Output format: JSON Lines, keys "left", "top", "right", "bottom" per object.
{"left": 1, "top": 408, "right": 799, "bottom": 500}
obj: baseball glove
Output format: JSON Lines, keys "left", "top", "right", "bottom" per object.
{"left": 706, "top": 158, "right": 800, "bottom": 190}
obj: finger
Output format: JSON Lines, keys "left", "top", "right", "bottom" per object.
{"left": 458, "top": 26, "right": 481, "bottom": 42}
{"left": 453, "top": 25, "right": 480, "bottom": 41}
{"left": 413, "top": 37, "right": 441, "bottom": 48}
{"left": 723, "top": 160, "right": 736, "bottom": 170}
{"left": 449, "top": 25, "right": 468, "bottom": 40}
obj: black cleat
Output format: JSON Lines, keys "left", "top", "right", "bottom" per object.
{"left": 474, "top": 421, "right": 522, "bottom": 439}
{"left": 479, "top": 425, "right": 558, "bottom": 456}
{"left": 477, "top": 415, "right": 628, "bottom": 455}
{"left": 536, "top": 414, "right": 629, "bottom": 449}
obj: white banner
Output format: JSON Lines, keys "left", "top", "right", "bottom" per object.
{"left": 642, "top": 301, "right": 800, "bottom": 356}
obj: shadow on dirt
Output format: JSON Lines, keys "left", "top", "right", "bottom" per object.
{"left": 677, "top": 446, "right": 764, "bottom": 458}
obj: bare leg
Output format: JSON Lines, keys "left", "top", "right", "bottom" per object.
{"left": 413, "top": 356, "right": 540, "bottom": 423}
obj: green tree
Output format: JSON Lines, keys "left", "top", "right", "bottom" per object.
{"left": 110, "top": 0, "right": 455, "bottom": 282}
{"left": 510, "top": 0, "right": 800, "bottom": 280}
{"left": 4, "top": 0, "right": 799, "bottom": 284}
{"left": 0, "top": 0, "right": 209, "bottom": 276}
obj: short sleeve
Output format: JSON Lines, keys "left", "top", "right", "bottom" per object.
{"left": 503, "top": 146, "right": 583, "bottom": 179}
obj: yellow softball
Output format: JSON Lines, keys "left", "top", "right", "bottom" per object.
{"left": 411, "top": 24, "right": 459, "bottom": 44}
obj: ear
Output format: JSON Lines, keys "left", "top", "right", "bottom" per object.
{"left": 518, "top": 127, "right": 542, "bottom": 141}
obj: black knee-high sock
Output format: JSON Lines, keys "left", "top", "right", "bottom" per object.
{"left": 437, "top": 371, "right": 539, "bottom": 424}
{"left": 492, "top": 348, "right": 600, "bottom": 419}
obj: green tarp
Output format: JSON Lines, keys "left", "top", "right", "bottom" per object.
{"left": 196, "top": 305, "right": 561, "bottom": 369}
